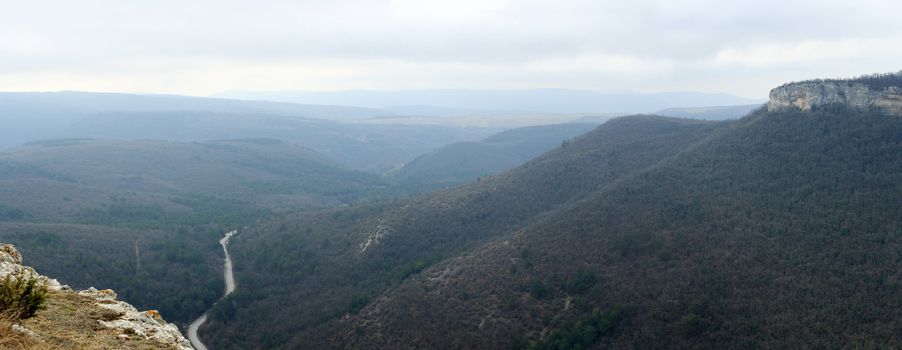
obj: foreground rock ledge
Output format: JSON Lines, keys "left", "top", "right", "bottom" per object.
{"left": 0, "top": 243, "right": 193, "bottom": 350}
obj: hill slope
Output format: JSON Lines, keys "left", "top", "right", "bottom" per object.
{"left": 0, "top": 91, "right": 499, "bottom": 174}
{"left": 59, "top": 111, "right": 495, "bottom": 173}
{"left": 0, "top": 138, "right": 388, "bottom": 326}
{"left": 335, "top": 106, "right": 902, "bottom": 349}
{"left": 0, "top": 138, "right": 384, "bottom": 223}
{"left": 211, "top": 87, "right": 902, "bottom": 348}
{"left": 386, "top": 123, "right": 598, "bottom": 189}
{"left": 202, "top": 116, "right": 721, "bottom": 349}
{"left": 0, "top": 91, "right": 391, "bottom": 151}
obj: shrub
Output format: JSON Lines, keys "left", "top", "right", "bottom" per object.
{"left": 566, "top": 269, "right": 597, "bottom": 294}
{"left": 528, "top": 280, "right": 551, "bottom": 299}
{"left": 675, "top": 313, "right": 704, "bottom": 337}
{"left": 529, "top": 304, "right": 637, "bottom": 349}
{"left": 347, "top": 294, "right": 369, "bottom": 314}
{"left": 0, "top": 273, "right": 48, "bottom": 319}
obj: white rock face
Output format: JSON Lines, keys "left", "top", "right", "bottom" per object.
{"left": 358, "top": 218, "right": 392, "bottom": 254}
{"left": 0, "top": 243, "right": 66, "bottom": 292}
{"left": 76, "top": 287, "right": 194, "bottom": 350}
{"left": 768, "top": 81, "right": 902, "bottom": 115}
{"left": 0, "top": 243, "right": 194, "bottom": 350}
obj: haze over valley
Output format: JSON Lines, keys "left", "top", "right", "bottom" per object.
{"left": 2, "top": 1, "right": 902, "bottom": 349}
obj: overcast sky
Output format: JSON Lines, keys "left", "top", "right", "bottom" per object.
{"left": 1, "top": 0, "right": 900, "bottom": 98}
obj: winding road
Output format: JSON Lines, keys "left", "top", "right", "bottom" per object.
{"left": 187, "top": 230, "right": 237, "bottom": 350}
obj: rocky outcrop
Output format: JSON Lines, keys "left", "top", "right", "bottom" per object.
{"left": 0, "top": 243, "right": 67, "bottom": 292}
{"left": 0, "top": 243, "right": 193, "bottom": 350}
{"left": 768, "top": 79, "right": 902, "bottom": 115}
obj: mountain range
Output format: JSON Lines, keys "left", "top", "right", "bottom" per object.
{"left": 215, "top": 89, "right": 765, "bottom": 114}
{"left": 3, "top": 73, "right": 901, "bottom": 349}
{"left": 0, "top": 92, "right": 500, "bottom": 173}
{"left": 0, "top": 91, "right": 392, "bottom": 150}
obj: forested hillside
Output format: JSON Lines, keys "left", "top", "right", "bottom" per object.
{"left": 202, "top": 116, "right": 721, "bottom": 348}
{"left": 0, "top": 222, "right": 224, "bottom": 326}
{"left": 206, "top": 104, "right": 902, "bottom": 349}
{"left": 3, "top": 0, "right": 897, "bottom": 348}
{"left": 336, "top": 106, "right": 902, "bottom": 348}
{"left": 387, "top": 123, "right": 597, "bottom": 189}
{"left": 0, "top": 138, "right": 389, "bottom": 325}
{"left": 61, "top": 111, "right": 494, "bottom": 173}
{"left": 0, "top": 139, "right": 385, "bottom": 222}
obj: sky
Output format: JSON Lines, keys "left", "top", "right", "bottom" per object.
{"left": 1, "top": 0, "right": 901, "bottom": 98}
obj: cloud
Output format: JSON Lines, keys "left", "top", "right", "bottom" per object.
{"left": 713, "top": 37, "right": 902, "bottom": 67}
{"left": 1, "top": 0, "right": 901, "bottom": 97}
{"left": 525, "top": 54, "right": 675, "bottom": 75}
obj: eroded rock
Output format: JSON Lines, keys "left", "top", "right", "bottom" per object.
{"left": 768, "top": 77, "right": 902, "bottom": 115}
{"left": 0, "top": 242, "right": 194, "bottom": 350}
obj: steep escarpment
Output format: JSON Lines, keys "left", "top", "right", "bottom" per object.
{"left": 0, "top": 243, "right": 192, "bottom": 350}
{"left": 768, "top": 72, "right": 902, "bottom": 114}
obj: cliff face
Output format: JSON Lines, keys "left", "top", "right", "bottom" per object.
{"left": 768, "top": 80, "right": 902, "bottom": 115}
{"left": 0, "top": 243, "right": 193, "bottom": 350}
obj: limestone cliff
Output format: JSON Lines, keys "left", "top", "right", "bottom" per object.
{"left": 0, "top": 243, "right": 193, "bottom": 350}
{"left": 768, "top": 73, "right": 902, "bottom": 115}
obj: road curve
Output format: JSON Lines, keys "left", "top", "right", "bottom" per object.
{"left": 187, "top": 230, "right": 238, "bottom": 350}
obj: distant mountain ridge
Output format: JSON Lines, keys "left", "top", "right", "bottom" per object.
{"left": 57, "top": 110, "right": 494, "bottom": 173}
{"left": 0, "top": 91, "right": 393, "bottom": 152}
{"left": 0, "top": 90, "right": 391, "bottom": 119}
{"left": 215, "top": 89, "right": 765, "bottom": 114}
{"left": 0, "top": 91, "right": 497, "bottom": 173}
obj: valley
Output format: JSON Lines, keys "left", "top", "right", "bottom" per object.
{"left": 0, "top": 92, "right": 599, "bottom": 335}
{"left": 187, "top": 230, "right": 237, "bottom": 350}
{"left": 0, "top": 36, "right": 899, "bottom": 349}
{"left": 3, "top": 2, "right": 900, "bottom": 348}
{"left": 199, "top": 73, "right": 902, "bottom": 349}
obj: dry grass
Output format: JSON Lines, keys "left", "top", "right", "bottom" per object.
{"left": 11, "top": 291, "right": 179, "bottom": 350}
{"left": 0, "top": 312, "right": 49, "bottom": 350}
